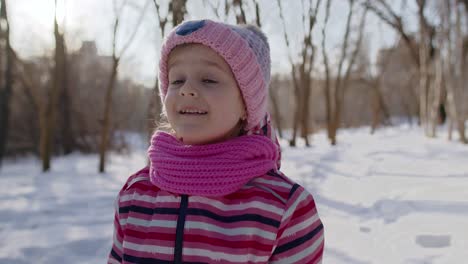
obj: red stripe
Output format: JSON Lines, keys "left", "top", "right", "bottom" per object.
{"left": 126, "top": 228, "right": 176, "bottom": 242}
{"left": 184, "top": 233, "right": 272, "bottom": 251}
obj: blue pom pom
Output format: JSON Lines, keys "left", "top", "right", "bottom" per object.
{"left": 176, "top": 20, "right": 206, "bottom": 36}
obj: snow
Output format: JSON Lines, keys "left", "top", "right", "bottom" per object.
{"left": 1, "top": 125, "right": 467, "bottom": 263}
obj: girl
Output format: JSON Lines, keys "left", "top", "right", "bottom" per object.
{"left": 108, "top": 19, "right": 324, "bottom": 264}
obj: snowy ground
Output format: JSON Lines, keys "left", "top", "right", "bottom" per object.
{"left": 0, "top": 125, "right": 467, "bottom": 264}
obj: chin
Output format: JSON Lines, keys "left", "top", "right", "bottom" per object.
{"left": 178, "top": 133, "right": 222, "bottom": 145}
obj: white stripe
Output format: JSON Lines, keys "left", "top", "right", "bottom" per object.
{"left": 282, "top": 190, "right": 308, "bottom": 222}
{"left": 185, "top": 220, "right": 277, "bottom": 240}
{"left": 126, "top": 176, "right": 149, "bottom": 188}
{"left": 120, "top": 217, "right": 177, "bottom": 228}
{"left": 184, "top": 247, "right": 269, "bottom": 263}
{"left": 120, "top": 193, "right": 180, "bottom": 204}
{"left": 120, "top": 217, "right": 277, "bottom": 241}
{"left": 113, "top": 230, "right": 123, "bottom": 251}
{"left": 124, "top": 241, "right": 173, "bottom": 255}
{"left": 282, "top": 212, "right": 320, "bottom": 238}
{"left": 190, "top": 196, "right": 283, "bottom": 215}
{"left": 269, "top": 234, "right": 324, "bottom": 264}
{"left": 253, "top": 178, "right": 293, "bottom": 189}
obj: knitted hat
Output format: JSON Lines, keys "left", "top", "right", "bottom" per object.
{"left": 158, "top": 19, "right": 271, "bottom": 130}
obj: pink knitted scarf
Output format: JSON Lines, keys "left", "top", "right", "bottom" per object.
{"left": 148, "top": 131, "right": 279, "bottom": 197}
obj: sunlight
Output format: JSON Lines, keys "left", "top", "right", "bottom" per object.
{"left": 55, "top": 0, "right": 67, "bottom": 25}
{"left": 26, "top": 0, "right": 68, "bottom": 27}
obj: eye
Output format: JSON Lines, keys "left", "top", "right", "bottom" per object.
{"left": 170, "top": 79, "right": 184, "bottom": 85}
{"left": 202, "top": 79, "right": 217, "bottom": 84}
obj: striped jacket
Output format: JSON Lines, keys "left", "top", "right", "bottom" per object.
{"left": 108, "top": 167, "right": 324, "bottom": 264}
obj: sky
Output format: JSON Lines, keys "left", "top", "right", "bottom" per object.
{"left": 8, "top": 0, "right": 416, "bottom": 87}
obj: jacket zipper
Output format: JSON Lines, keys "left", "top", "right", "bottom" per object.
{"left": 174, "top": 195, "right": 189, "bottom": 264}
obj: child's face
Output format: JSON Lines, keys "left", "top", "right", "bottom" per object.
{"left": 165, "top": 44, "right": 246, "bottom": 145}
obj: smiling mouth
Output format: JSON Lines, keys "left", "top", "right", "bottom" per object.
{"left": 179, "top": 109, "right": 208, "bottom": 115}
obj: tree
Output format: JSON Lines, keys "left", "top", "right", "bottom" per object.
{"left": 40, "top": 0, "right": 66, "bottom": 171}
{"left": 321, "top": 0, "right": 332, "bottom": 142}
{"left": 277, "top": 0, "right": 322, "bottom": 147}
{"left": 365, "top": 0, "right": 445, "bottom": 138}
{"left": 57, "top": 1, "right": 74, "bottom": 155}
{"left": 170, "top": 0, "right": 187, "bottom": 26}
{"left": 99, "top": 0, "right": 150, "bottom": 173}
{"left": 232, "top": 0, "right": 247, "bottom": 24}
{"left": 443, "top": 0, "right": 467, "bottom": 143}
{"left": 0, "top": 0, "right": 13, "bottom": 168}
{"left": 324, "top": 0, "right": 368, "bottom": 145}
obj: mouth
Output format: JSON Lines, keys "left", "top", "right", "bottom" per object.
{"left": 178, "top": 108, "right": 208, "bottom": 115}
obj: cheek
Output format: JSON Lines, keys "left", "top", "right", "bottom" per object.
{"left": 164, "top": 89, "right": 178, "bottom": 104}
{"left": 213, "top": 94, "right": 245, "bottom": 119}
{"left": 163, "top": 93, "right": 177, "bottom": 116}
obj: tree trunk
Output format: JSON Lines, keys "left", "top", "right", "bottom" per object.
{"left": 233, "top": 0, "right": 247, "bottom": 24}
{"left": 0, "top": 0, "right": 13, "bottom": 167}
{"left": 321, "top": 0, "right": 333, "bottom": 142}
{"left": 57, "top": 24, "right": 73, "bottom": 154}
{"left": 443, "top": 0, "right": 466, "bottom": 144}
{"left": 300, "top": 75, "right": 312, "bottom": 146}
{"left": 41, "top": 1, "right": 63, "bottom": 171}
{"left": 454, "top": 4, "right": 467, "bottom": 143}
{"left": 330, "top": 0, "right": 355, "bottom": 145}
{"left": 269, "top": 81, "right": 283, "bottom": 138}
{"left": 299, "top": 67, "right": 310, "bottom": 146}
{"left": 290, "top": 65, "right": 301, "bottom": 147}
{"left": 171, "top": 0, "right": 187, "bottom": 27}
{"left": 99, "top": 57, "right": 119, "bottom": 173}
{"left": 99, "top": 0, "right": 149, "bottom": 172}
{"left": 428, "top": 53, "right": 442, "bottom": 137}
{"left": 417, "top": 0, "right": 431, "bottom": 136}
{"left": 299, "top": 0, "right": 321, "bottom": 147}
{"left": 370, "top": 80, "right": 383, "bottom": 133}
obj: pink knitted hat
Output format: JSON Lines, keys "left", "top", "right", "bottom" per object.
{"left": 158, "top": 19, "right": 271, "bottom": 130}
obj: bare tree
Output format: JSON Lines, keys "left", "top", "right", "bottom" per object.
{"left": 444, "top": 0, "right": 467, "bottom": 143}
{"left": 0, "top": 0, "right": 13, "bottom": 168}
{"left": 364, "top": 0, "right": 419, "bottom": 66}
{"left": 54, "top": 1, "right": 74, "bottom": 155}
{"left": 298, "top": 0, "right": 322, "bottom": 146}
{"left": 368, "top": 51, "right": 392, "bottom": 133}
{"left": 325, "top": 0, "right": 368, "bottom": 145}
{"left": 277, "top": 0, "right": 300, "bottom": 146}
{"left": 39, "top": 0, "right": 65, "bottom": 171}
{"left": 277, "top": 0, "right": 322, "bottom": 147}
{"left": 170, "top": 0, "right": 187, "bottom": 26}
{"left": 366, "top": 0, "right": 445, "bottom": 137}
{"left": 416, "top": 0, "right": 432, "bottom": 136}
{"left": 232, "top": 0, "right": 247, "bottom": 24}
{"left": 321, "top": 0, "right": 333, "bottom": 142}
{"left": 99, "top": 0, "right": 150, "bottom": 173}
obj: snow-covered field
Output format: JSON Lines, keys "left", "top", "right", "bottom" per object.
{"left": 1, "top": 125, "right": 467, "bottom": 264}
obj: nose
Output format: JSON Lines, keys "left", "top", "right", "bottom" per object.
{"left": 179, "top": 81, "right": 198, "bottom": 97}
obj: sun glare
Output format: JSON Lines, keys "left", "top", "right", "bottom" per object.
{"left": 55, "top": 0, "right": 67, "bottom": 25}
{"left": 28, "top": 0, "right": 68, "bottom": 28}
